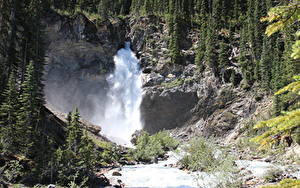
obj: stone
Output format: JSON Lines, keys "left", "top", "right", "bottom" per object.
{"left": 112, "top": 171, "right": 122, "bottom": 176}
{"left": 130, "top": 130, "right": 144, "bottom": 145}
{"left": 142, "top": 73, "right": 164, "bottom": 87}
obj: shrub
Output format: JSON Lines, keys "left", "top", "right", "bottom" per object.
{"left": 179, "top": 137, "right": 240, "bottom": 187}
{"left": 161, "top": 78, "right": 184, "bottom": 88}
{"left": 180, "top": 138, "right": 217, "bottom": 172}
{"left": 131, "top": 131, "right": 179, "bottom": 162}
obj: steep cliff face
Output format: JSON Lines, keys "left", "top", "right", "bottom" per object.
{"left": 43, "top": 12, "right": 270, "bottom": 138}
{"left": 126, "top": 15, "right": 269, "bottom": 137}
{"left": 43, "top": 11, "right": 126, "bottom": 120}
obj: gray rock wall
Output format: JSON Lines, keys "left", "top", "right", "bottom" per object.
{"left": 43, "top": 11, "right": 126, "bottom": 121}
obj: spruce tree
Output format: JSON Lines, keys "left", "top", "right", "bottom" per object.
{"left": 0, "top": 72, "right": 19, "bottom": 154}
{"left": 239, "top": 27, "right": 252, "bottom": 83}
{"left": 169, "top": 15, "right": 181, "bottom": 64}
{"left": 218, "top": 40, "right": 228, "bottom": 70}
{"left": 205, "top": 16, "right": 218, "bottom": 74}
{"left": 17, "top": 62, "right": 41, "bottom": 156}
{"left": 195, "top": 24, "right": 207, "bottom": 71}
{"left": 66, "top": 108, "right": 82, "bottom": 154}
{"left": 260, "top": 37, "right": 272, "bottom": 90}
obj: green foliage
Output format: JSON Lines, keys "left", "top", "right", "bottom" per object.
{"left": 3, "top": 160, "right": 24, "bottom": 183}
{"left": 179, "top": 137, "right": 240, "bottom": 187}
{"left": 262, "top": 1, "right": 300, "bottom": 60}
{"left": 161, "top": 78, "right": 184, "bottom": 88}
{"left": 261, "top": 179, "right": 300, "bottom": 188}
{"left": 0, "top": 72, "right": 19, "bottom": 154}
{"left": 180, "top": 137, "right": 216, "bottom": 171}
{"left": 252, "top": 75, "right": 300, "bottom": 149}
{"left": 17, "top": 62, "right": 41, "bottom": 156}
{"left": 131, "top": 131, "right": 179, "bottom": 162}
{"left": 54, "top": 108, "right": 99, "bottom": 186}
{"left": 218, "top": 41, "right": 229, "bottom": 70}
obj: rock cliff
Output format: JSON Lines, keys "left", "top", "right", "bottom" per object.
{"left": 43, "top": 12, "right": 271, "bottom": 138}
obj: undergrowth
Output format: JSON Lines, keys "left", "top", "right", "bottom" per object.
{"left": 130, "top": 131, "right": 179, "bottom": 162}
{"left": 179, "top": 137, "right": 241, "bottom": 188}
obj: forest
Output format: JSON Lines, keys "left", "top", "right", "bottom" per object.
{"left": 0, "top": 0, "right": 299, "bottom": 187}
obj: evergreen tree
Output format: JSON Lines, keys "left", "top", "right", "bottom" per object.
{"left": 17, "top": 62, "right": 42, "bottom": 156}
{"left": 205, "top": 16, "right": 218, "bottom": 74}
{"left": 239, "top": 26, "right": 253, "bottom": 83}
{"left": 218, "top": 40, "right": 228, "bottom": 70}
{"left": 66, "top": 108, "right": 82, "bottom": 154}
{"left": 169, "top": 15, "right": 181, "bottom": 64}
{"left": 0, "top": 72, "right": 19, "bottom": 154}
{"left": 195, "top": 24, "right": 207, "bottom": 71}
{"left": 260, "top": 37, "right": 272, "bottom": 90}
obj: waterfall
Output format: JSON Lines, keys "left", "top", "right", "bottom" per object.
{"left": 101, "top": 42, "right": 143, "bottom": 146}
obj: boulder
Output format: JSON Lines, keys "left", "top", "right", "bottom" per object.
{"left": 112, "top": 171, "right": 122, "bottom": 176}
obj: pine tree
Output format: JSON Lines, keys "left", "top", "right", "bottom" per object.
{"left": 260, "top": 37, "right": 272, "bottom": 90}
{"left": 218, "top": 40, "right": 228, "bottom": 70}
{"left": 195, "top": 24, "right": 207, "bottom": 71}
{"left": 239, "top": 26, "right": 252, "bottom": 83}
{"left": 66, "top": 108, "right": 82, "bottom": 154}
{"left": 17, "top": 62, "right": 41, "bottom": 156}
{"left": 0, "top": 72, "right": 20, "bottom": 154}
{"left": 252, "top": 76, "right": 300, "bottom": 149}
{"left": 169, "top": 15, "right": 181, "bottom": 64}
{"left": 78, "top": 129, "right": 96, "bottom": 172}
{"left": 205, "top": 16, "right": 218, "bottom": 74}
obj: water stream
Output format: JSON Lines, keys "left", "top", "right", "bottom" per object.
{"left": 106, "top": 152, "right": 199, "bottom": 188}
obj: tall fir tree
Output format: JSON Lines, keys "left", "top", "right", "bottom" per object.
{"left": 205, "top": 16, "right": 218, "bottom": 75}
{"left": 0, "top": 72, "right": 20, "bottom": 154}
{"left": 17, "top": 62, "right": 42, "bottom": 156}
{"left": 218, "top": 40, "right": 229, "bottom": 70}
{"left": 260, "top": 37, "right": 272, "bottom": 90}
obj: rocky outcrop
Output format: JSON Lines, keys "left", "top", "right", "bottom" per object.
{"left": 141, "top": 86, "right": 198, "bottom": 134}
{"left": 126, "top": 15, "right": 268, "bottom": 137}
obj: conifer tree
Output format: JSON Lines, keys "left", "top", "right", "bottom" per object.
{"left": 218, "top": 40, "right": 228, "bottom": 70}
{"left": 169, "top": 15, "right": 181, "bottom": 64}
{"left": 17, "top": 62, "right": 41, "bottom": 156}
{"left": 0, "top": 72, "right": 19, "bottom": 154}
{"left": 239, "top": 27, "right": 252, "bottom": 83}
{"left": 260, "top": 37, "right": 272, "bottom": 90}
{"left": 66, "top": 108, "right": 82, "bottom": 154}
{"left": 195, "top": 24, "right": 207, "bottom": 71}
{"left": 205, "top": 16, "right": 218, "bottom": 74}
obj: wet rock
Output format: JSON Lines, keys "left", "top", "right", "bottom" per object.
{"left": 112, "top": 171, "right": 122, "bottom": 176}
{"left": 130, "top": 130, "right": 144, "bottom": 145}
{"left": 143, "top": 67, "right": 152, "bottom": 74}
{"left": 93, "top": 174, "right": 110, "bottom": 187}
{"left": 142, "top": 72, "right": 164, "bottom": 87}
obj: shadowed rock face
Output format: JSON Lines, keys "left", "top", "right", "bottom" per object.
{"left": 141, "top": 88, "right": 198, "bottom": 134}
{"left": 43, "top": 11, "right": 126, "bottom": 120}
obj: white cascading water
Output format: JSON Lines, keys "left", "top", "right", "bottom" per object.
{"left": 101, "top": 42, "right": 143, "bottom": 146}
